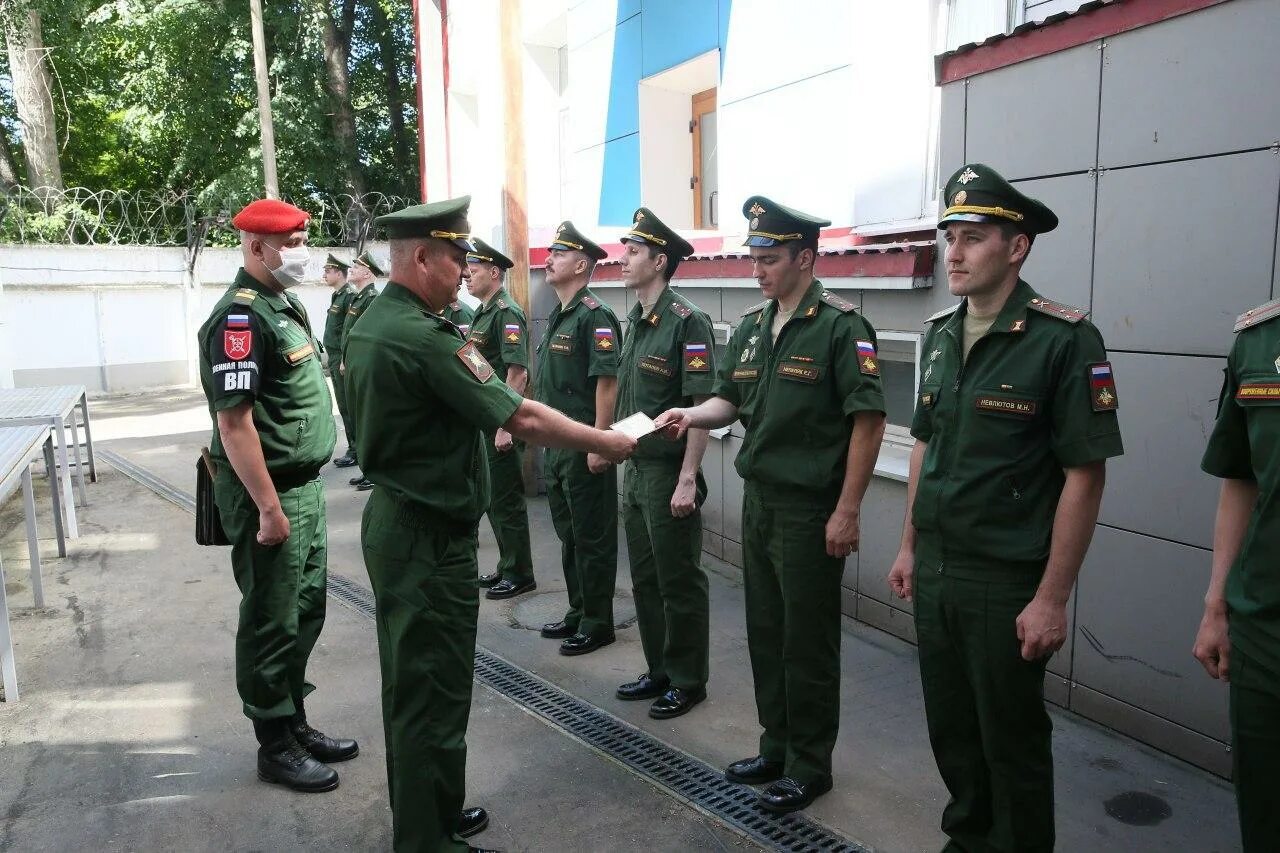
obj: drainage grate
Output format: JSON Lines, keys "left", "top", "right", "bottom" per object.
{"left": 103, "top": 451, "right": 870, "bottom": 853}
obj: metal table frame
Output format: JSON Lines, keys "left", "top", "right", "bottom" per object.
{"left": 0, "top": 424, "right": 67, "bottom": 702}
{"left": 0, "top": 385, "right": 96, "bottom": 539}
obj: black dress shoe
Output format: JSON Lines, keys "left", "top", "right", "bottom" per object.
{"left": 333, "top": 451, "right": 358, "bottom": 468}
{"left": 289, "top": 718, "right": 359, "bottom": 763}
{"left": 616, "top": 673, "right": 670, "bottom": 701}
{"left": 758, "top": 776, "right": 833, "bottom": 814}
{"left": 354, "top": 478, "right": 374, "bottom": 491}
{"left": 648, "top": 686, "right": 706, "bottom": 720}
{"left": 540, "top": 621, "right": 577, "bottom": 639}
{"left": 559, "top": 632, "right": 615, "bottom": 656}
{"left": 348, "top": 473, "right": 365, "bottom": 485}
{"left": 477, "top": 572, "right": 501, "bottom": 588}
{"left": 724, "top": 755, "right": 784, "bottom": 785}
{"left": 257, "top": 734, "right": 339, "bottom": 792}
{"left": 486, "top": 578, "right": 536, "bottom": 600}
{"left": 458, "top": 807, "right": 489, "bottom": 838}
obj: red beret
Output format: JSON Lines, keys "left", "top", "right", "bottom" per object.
{"left": 231, "top": 198, "right": 310, "bottom": 234}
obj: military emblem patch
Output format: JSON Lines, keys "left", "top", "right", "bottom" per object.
{"left": 504, "top": 323, "right": 521, "bottom": 344}
{"left": 957, "top": 167, "right": 980, "bottom": 185}
{"left": 856, "top": 340, "right": 879, "bottom": 376}
{"left": 457, "top": 341, "right": 495, "bottom": 382}
{"left": 225, "top": 330, "right": 252, "bottom": 360}
{"left": 684, "top": 342, "right": 710, "bottom": 372}
{"left": 1089, "top": 362, "right": 1118, "bottom": 411}
{"left": 594, "top": 327, "right": 615, "bottom": 351}
{"left": 749, "top": 202, "right": 766, "bottom": 217}
{"left": 953, "top": 190, "right": 967, "bottom": 205}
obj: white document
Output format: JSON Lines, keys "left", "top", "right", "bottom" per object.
{"left": 610, "top": 411, "right": 658, "bottom": 440}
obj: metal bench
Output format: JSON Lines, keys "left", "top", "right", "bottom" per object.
{"left": 0, "top": 424, "right": 68, "bottom": 702}
{"left": 0, "top": 385, "right": 97, "bottom": 539}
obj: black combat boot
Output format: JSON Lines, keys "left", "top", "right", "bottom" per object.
{"left": 253, "top": 718, "right": 339, "bottom": 793}
{"left": 289, "top": 709, "right": 360, "bottom": 763}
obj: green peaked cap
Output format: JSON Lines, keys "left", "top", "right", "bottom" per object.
{"left": 375, "top": 195, "right": 476, "bottom": 251}
{"left": 741, "top": 196, "right": 830, "bottom": 247}
{"left": 938, "top": 163, "right": 1058, "bottom": 235}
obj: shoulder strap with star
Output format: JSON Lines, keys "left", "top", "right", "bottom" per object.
{"left": 741, "top": 300, "right": 769, "bottom": 317}
{"left": 1026, "top": 296, "right": 1088, "bottom": 324}
{"left": 1234, "top": 298, "right": 1280, "bottom": 333}
{"left": 581, "top": 294, "right": 601, "bottom": 310}
{"left": 668, "top": 300, "right": 693, "bottom": 319}
{"left": 925, "top": 303, "right": 960, "bottom": 324}
{"left": 819, "top": 290, "right": 856, "bottom": 313}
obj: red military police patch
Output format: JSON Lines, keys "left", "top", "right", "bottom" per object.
{"left": 225, "top": 330, "right": 253, "bottom": 360}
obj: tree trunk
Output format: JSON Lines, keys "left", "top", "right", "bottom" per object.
{"left": 4, "top": 8, "right": 63, "bottom": 194}
{"left": 368, "top": 0, "right": 411, "bottom": 195}
{"left": 313, "top": 0, "right": 365, "bottom": 197}
{"left": 0, "top": 125, "right": 20, "bottom": 190}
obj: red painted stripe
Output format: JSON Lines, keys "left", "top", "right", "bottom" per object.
{"left": 938, "top": 0, "right": 1229, "bottom": 84}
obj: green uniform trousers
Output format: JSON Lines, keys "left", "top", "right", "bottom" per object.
{"left": 482, "top": 431, "right": 533, "bottom": 585}
{"left": 544, "top": 447, "right": 617, "bottom": 639}
{"left": 215, "top": 471, "right": 327, "bottom": 721}
{"left": 914, "top": 564, "right": 1053, "bottom": 853}
{"left": 623, "top": 460, "right": 709, "bottom": 690}
{"left": 1230, "top": 644, "right": 1280, "bottom": 852}
{"left": 362, "top": 488, "right": 476, "bottom": 853}
{"left": 330, "top": 369, "right": 355, "bottom": 451}
{"left": 742, "top": 481, "right": 842, "bottom": 787}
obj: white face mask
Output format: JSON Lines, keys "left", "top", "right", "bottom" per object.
{"left": 265, "top": 243, "right": 309, "bottom": 287}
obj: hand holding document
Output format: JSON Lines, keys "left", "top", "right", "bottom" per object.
{"left": 610, "top": 412, "right": 658, "bottom": 441}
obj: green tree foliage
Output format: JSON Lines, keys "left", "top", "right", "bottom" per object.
{"left": 0, "top": 0, "right": 419, "bottom": 203}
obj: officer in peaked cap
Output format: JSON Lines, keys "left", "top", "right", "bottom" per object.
{"left": 887, "top": 163, "right": 1123, "bottom": 852}
{"left": 655, "top": 195, "right": 887, "bottom": 813}
{"left": 464, "top": 237, "right": 537, "bottom": 600}
{"left": 535, "top": 220, "right": 626, "bottom": 656}
{"left": 322, "top": 253, "right": 359, "bottom": 467}
{"left": 340, "top": 248, "right": 387, "bottom": 490}
{"left": 198, "top": 198, "right": 356, "bottom": 795}
{"left": 612, "top": 207, "right": 717, "bottom": 721}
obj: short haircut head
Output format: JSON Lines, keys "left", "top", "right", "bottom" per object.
{"left": 646, "top": 244, "right": 680, "bottom": 282}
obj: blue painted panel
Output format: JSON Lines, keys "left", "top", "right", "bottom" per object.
{"left": 641, "top": 0, "right": 718, "bottom": 78}
{"left": 598, "top": 134, "right": 641, "bottom": 227}
{"left": 604, "top": 14, "right": 643, "bottom": 142}
{"left": 718, "top": 0, "right": 733, "bottom": 63}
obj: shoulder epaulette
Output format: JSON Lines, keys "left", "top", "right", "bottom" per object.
{"left": 581, "top": 294, "right": 601, "bottom": 310}
{"left": 449, "top": 301, "right": 461, "bottom": 311}
{"left": 669, "top": 301, "right": 692, "bottom": 319}
{"left": 925, "top": 303, "right": 960, "bottom": 323}
{"left": 820, "top": 291, "right": 856, "bottom": 313}
{"left": 742, "top": 300, "right": 769, "bottom": 317}
{"left": 1027, "top": 297, "right": 1087, "bottom": 324}
{"left": 232, "top": 288, "right": 257, "bottom": 306}
{"left": 1235, "top": 298, "right": 1280, "bottom": 333}
{"left": 496, "top": 297, "right": 508, "bottom": 310}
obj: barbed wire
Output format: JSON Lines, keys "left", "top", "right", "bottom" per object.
{"left": 0, "top": 186, "right": 416, "bottom": 247}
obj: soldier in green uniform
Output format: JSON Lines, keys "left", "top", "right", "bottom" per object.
{"left": 612, "top": 207, "right": 714, "bottom": 720}
{"left": 321, "top": 253, "right": 359, "bottom": 467}
{"left": 344, "top": 196, "right": 635, "bottom": 852}
{"left": 445, "top": 291, "right": 476, "bottom": 333}
{"left": 197, "top": 199, "right": 358, "bottom": 794}
{"left": 887, "top": 164, "right": 1124, "bottom": 852}
{"left": 340, "top": 250, "right": 385, "bottom": 490}
{"left": 657, "top": 197, "right": 886, "bottom": 813}
{"left": 534, "top": 221, "right": 626, "bottom": 656}
{"left": 1196, "top": 299, "right": 1280, "bottom": 852}
{"left": 464, "top": 237, "right": 536, "bottom": 599}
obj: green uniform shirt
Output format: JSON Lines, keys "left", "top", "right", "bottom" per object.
{"left": 341, "top": 283, "right": 378, "bottom": 359}
{"left": 467, "top": 287, "right": 529, "bottom": 378}
{"left": 910, "top": 279, "right": 1124, "bottom": 577}
{"left": 198, "top": 270, "right": 337, "bottom": 477}
{"left": 714, "top": 279, "right": 885, "bottom": 494}
{"left": 533, "top": 286, "right": 623, "bottom": 425}
{"left": 445, "top": 301, "right": 475, "bottom": 335}
{"left": 1202, "top": 303, "right": 1280, "bottom": 675}
{"left": 322, "top": 282, "right": 357, "bottom": 355}
{"left": 344, "top": 282, "right": 523, "bottom": 523}
{"left": 615, "top": 285, "right": 716, "bottom": 461}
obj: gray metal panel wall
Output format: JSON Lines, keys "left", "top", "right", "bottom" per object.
{"left": 856, "top": 478, "right": 910, "bottom": 615}
{"left": 1092, "top": 151, "right": 1280, "bottom": 357}
{"left": 1098, "top": 352, "right": 1223, "bottom": 549}
{"left": 938, "top": 82, "right": 966, "bottom": 182}
{"left": 1098, "top": 0, "right": 1280, "bottom": 167}
{"left": 1013, "top": 172, "right": 1096, "bottom": 311}
{"left": 1074, "top": 525, "right": 1230, "bottom": 742}
{"left": 964, "top": 42, "right": 1100, "bottom": 179}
